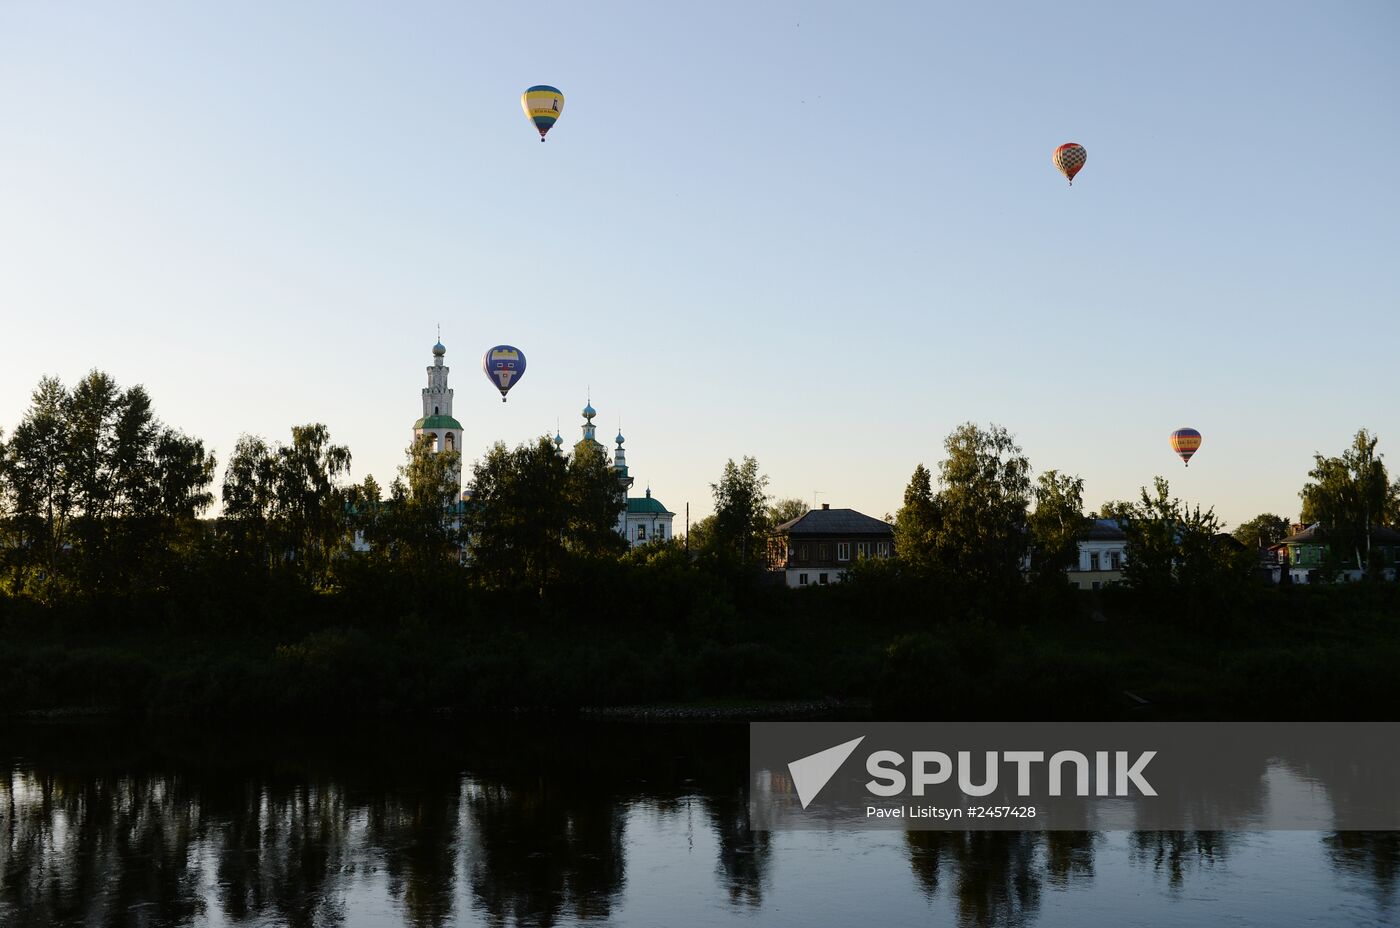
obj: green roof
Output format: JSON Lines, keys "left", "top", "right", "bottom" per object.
{"left": 414, "top": 415, "right": 463, "bottom": 431}
{"left": 627, "top": 495, "right": 672, "bottom": 515}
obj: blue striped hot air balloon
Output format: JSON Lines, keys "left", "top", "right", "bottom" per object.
{"left": 521, "top": 85, "right": 564, "bottom": 141}
{"left": 483, "top": 346, "right": 527, "bottom": 401}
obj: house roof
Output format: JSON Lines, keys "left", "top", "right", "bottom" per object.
{"left": 774, "top": 507, "right": 892, "bottom": 536}
{"left": 1281, "top": 523, "right": 1400, "bottom": 545}
{"left": 1084, "top": 518, "right": 1127, "bottom": 541}
{"left": 627, "top": 495, "right": 672, "bottom": 515}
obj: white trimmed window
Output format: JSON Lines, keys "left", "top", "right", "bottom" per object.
{"left": 837, "top": 542, "right": 850, "bottom": 561}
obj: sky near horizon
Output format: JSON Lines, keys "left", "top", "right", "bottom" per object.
{"left": 2, "top": 1, "right": 1397, "bottom": 529}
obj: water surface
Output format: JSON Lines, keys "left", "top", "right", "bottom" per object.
{"left": 1, "top": 721, "right": 1394, "bottom": 926}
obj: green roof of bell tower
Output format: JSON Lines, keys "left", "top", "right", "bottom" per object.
{"left": 415, "top": 414, "right": 463, "bottom": 431}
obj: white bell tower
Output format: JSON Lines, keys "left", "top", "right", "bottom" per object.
{"left": 412, "top": 336, "right": 464, "bottom": 487}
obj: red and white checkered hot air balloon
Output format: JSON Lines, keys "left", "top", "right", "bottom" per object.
{"left": 1052, "top": 142, "right": 1087, "bottom": 186}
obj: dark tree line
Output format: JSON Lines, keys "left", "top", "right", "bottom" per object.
{"left": 0, "top": 372, "right": 215, "bottom": 599}
{"left": 891, "top": 422, "right": 1257, "bottom": 604}
{"left": 3, "top": 373, "right": 1395, "bottom": 610}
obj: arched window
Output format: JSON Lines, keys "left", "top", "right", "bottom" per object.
{"left": 434, "top": 405, "right": 440, "bottom": 415}
{"left": 446, "top": 432, "right": 455, "bottom": 451}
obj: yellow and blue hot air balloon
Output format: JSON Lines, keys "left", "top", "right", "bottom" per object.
{"left": 483, "top": 346, "right": 526, "bottom": 401}
{"left": 521, "top": 85, "right": 564, "bottom": 142}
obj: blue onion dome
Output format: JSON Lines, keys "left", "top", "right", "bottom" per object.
{"left": 615, "top": 430, "right": 625, "bottom": 445}
{"left": 553, "top": 431, "right": 563, "bottom": 446}
{"left": 432, "top": 340, "right": 446, "bottom": 356}
{"left": 582, "top": 402, "right": 596, "bottom": 419}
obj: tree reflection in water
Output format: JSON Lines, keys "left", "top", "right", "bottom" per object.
{"left": 1, "top": 722, "right": 1397, "bottom": 928}
{"left": 1326, "top": 831, "right": 1399, "bottom": 913}
{"left": 905, "top": 831, "right": 1097, "bottom": 927}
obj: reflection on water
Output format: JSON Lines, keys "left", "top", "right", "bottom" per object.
{"left": 0, "top": 721, "right": 1395, "bottom": 927}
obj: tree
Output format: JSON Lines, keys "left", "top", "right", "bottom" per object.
{"left": 1300, "top": 429, "right": 1391, "bottom": 570}
{"left": 1097, "top": 500, "right": 1133, "bottom": 521}
{"left": 565, "top": 440, "right": 629, "bottom": 559}
{"left": 464, "top": 436, "right": 625, "bottom": 590}
{"left": 0, "top": 373, "right": 215, "bottom": 596}
{"left": 684, "top": 514, "right": 716, "bottom": 554}
{"left": 0, "top": 377, "right": 71, "bottom": 590}
{"left": 345, "top": 474, "right": 386, "bottom": 553}
{"left": 1231, "top": 513, "right": 1291, "bottom": 550}
{"left": 767, "top": 497, "right": 808, "bottom": 528}
{"left": 893, "top": 464, "right": 939, "bottom": 577}
{"left": 275, "top": 424, "right": 353, "bottom": 583}
{"left": 709, "top": 456, "right": 770, "bottom": 568}
{"left": 1121, "top": 477, "right": 1246, "bottom": 600}
{"left": 1028, "top": 470, "right": 1088, "bottom": 584}
{"left": 219, "top": 424, "right": 351, "bottom": 584}
{"left": 221, "top": 435, "right": 279, "bottom": 570}
{"left": 931, "top": 423, "right": 1032, "bottom": 587}
{"left": 385, "top": 436, "right": 462, "bottom": 570}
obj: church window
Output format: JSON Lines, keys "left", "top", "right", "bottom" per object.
{"left": 434, "top": 406, "right": 439, "bottom": 415}
{"left": 446, "top": 433, "right": 455, "bottom": 451}
{"left": 637, "top": 525, "right": 647, "bottom": 541}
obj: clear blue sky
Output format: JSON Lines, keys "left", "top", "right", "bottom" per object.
{"left": 2, "top": 1, "right": 1397, "bottom": 527}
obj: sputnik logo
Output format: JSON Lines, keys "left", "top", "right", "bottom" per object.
{"left": 788, "top": 736, "right": 865, "bottom": 808}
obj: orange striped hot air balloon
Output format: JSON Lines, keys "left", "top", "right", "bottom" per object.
{"left": 1170, "top": 428, "right": 1202, "bottom": 466}
{"left": 1052, "top": 142, "right": 1087, "bottom": 186}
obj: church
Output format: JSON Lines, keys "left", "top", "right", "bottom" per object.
{"left": 414, "top": 338, "right": 673, "bottom": 547}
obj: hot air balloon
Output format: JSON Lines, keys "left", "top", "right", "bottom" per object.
{"left": 521, "top": 85, "right": 564, "bottom": 142}
{"left": 483, "top": 346, "right": 527, "bottom": 402}
{"left": 1170, "top": 428, "right": 1202, "bottom": 466}
{"left": 1052, "top": 142, "right": 1087, "bottom": 186}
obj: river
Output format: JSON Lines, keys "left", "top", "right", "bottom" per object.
{"left": 1, "top": 720, "right": 1394, "bottom": 926}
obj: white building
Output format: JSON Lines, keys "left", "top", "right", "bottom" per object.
{"left": 625, "top": 489, "right": 675, "bottom": 546}
{"left": 1067, "top": 518, "right": 1128, "bottom": 589}
{"left": 412, "top": 338, "right": 464, "bottom": 494}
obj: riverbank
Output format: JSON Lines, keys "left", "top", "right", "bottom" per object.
{"left": 2, "top": 581, "right": 1397, "bottom": 722}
